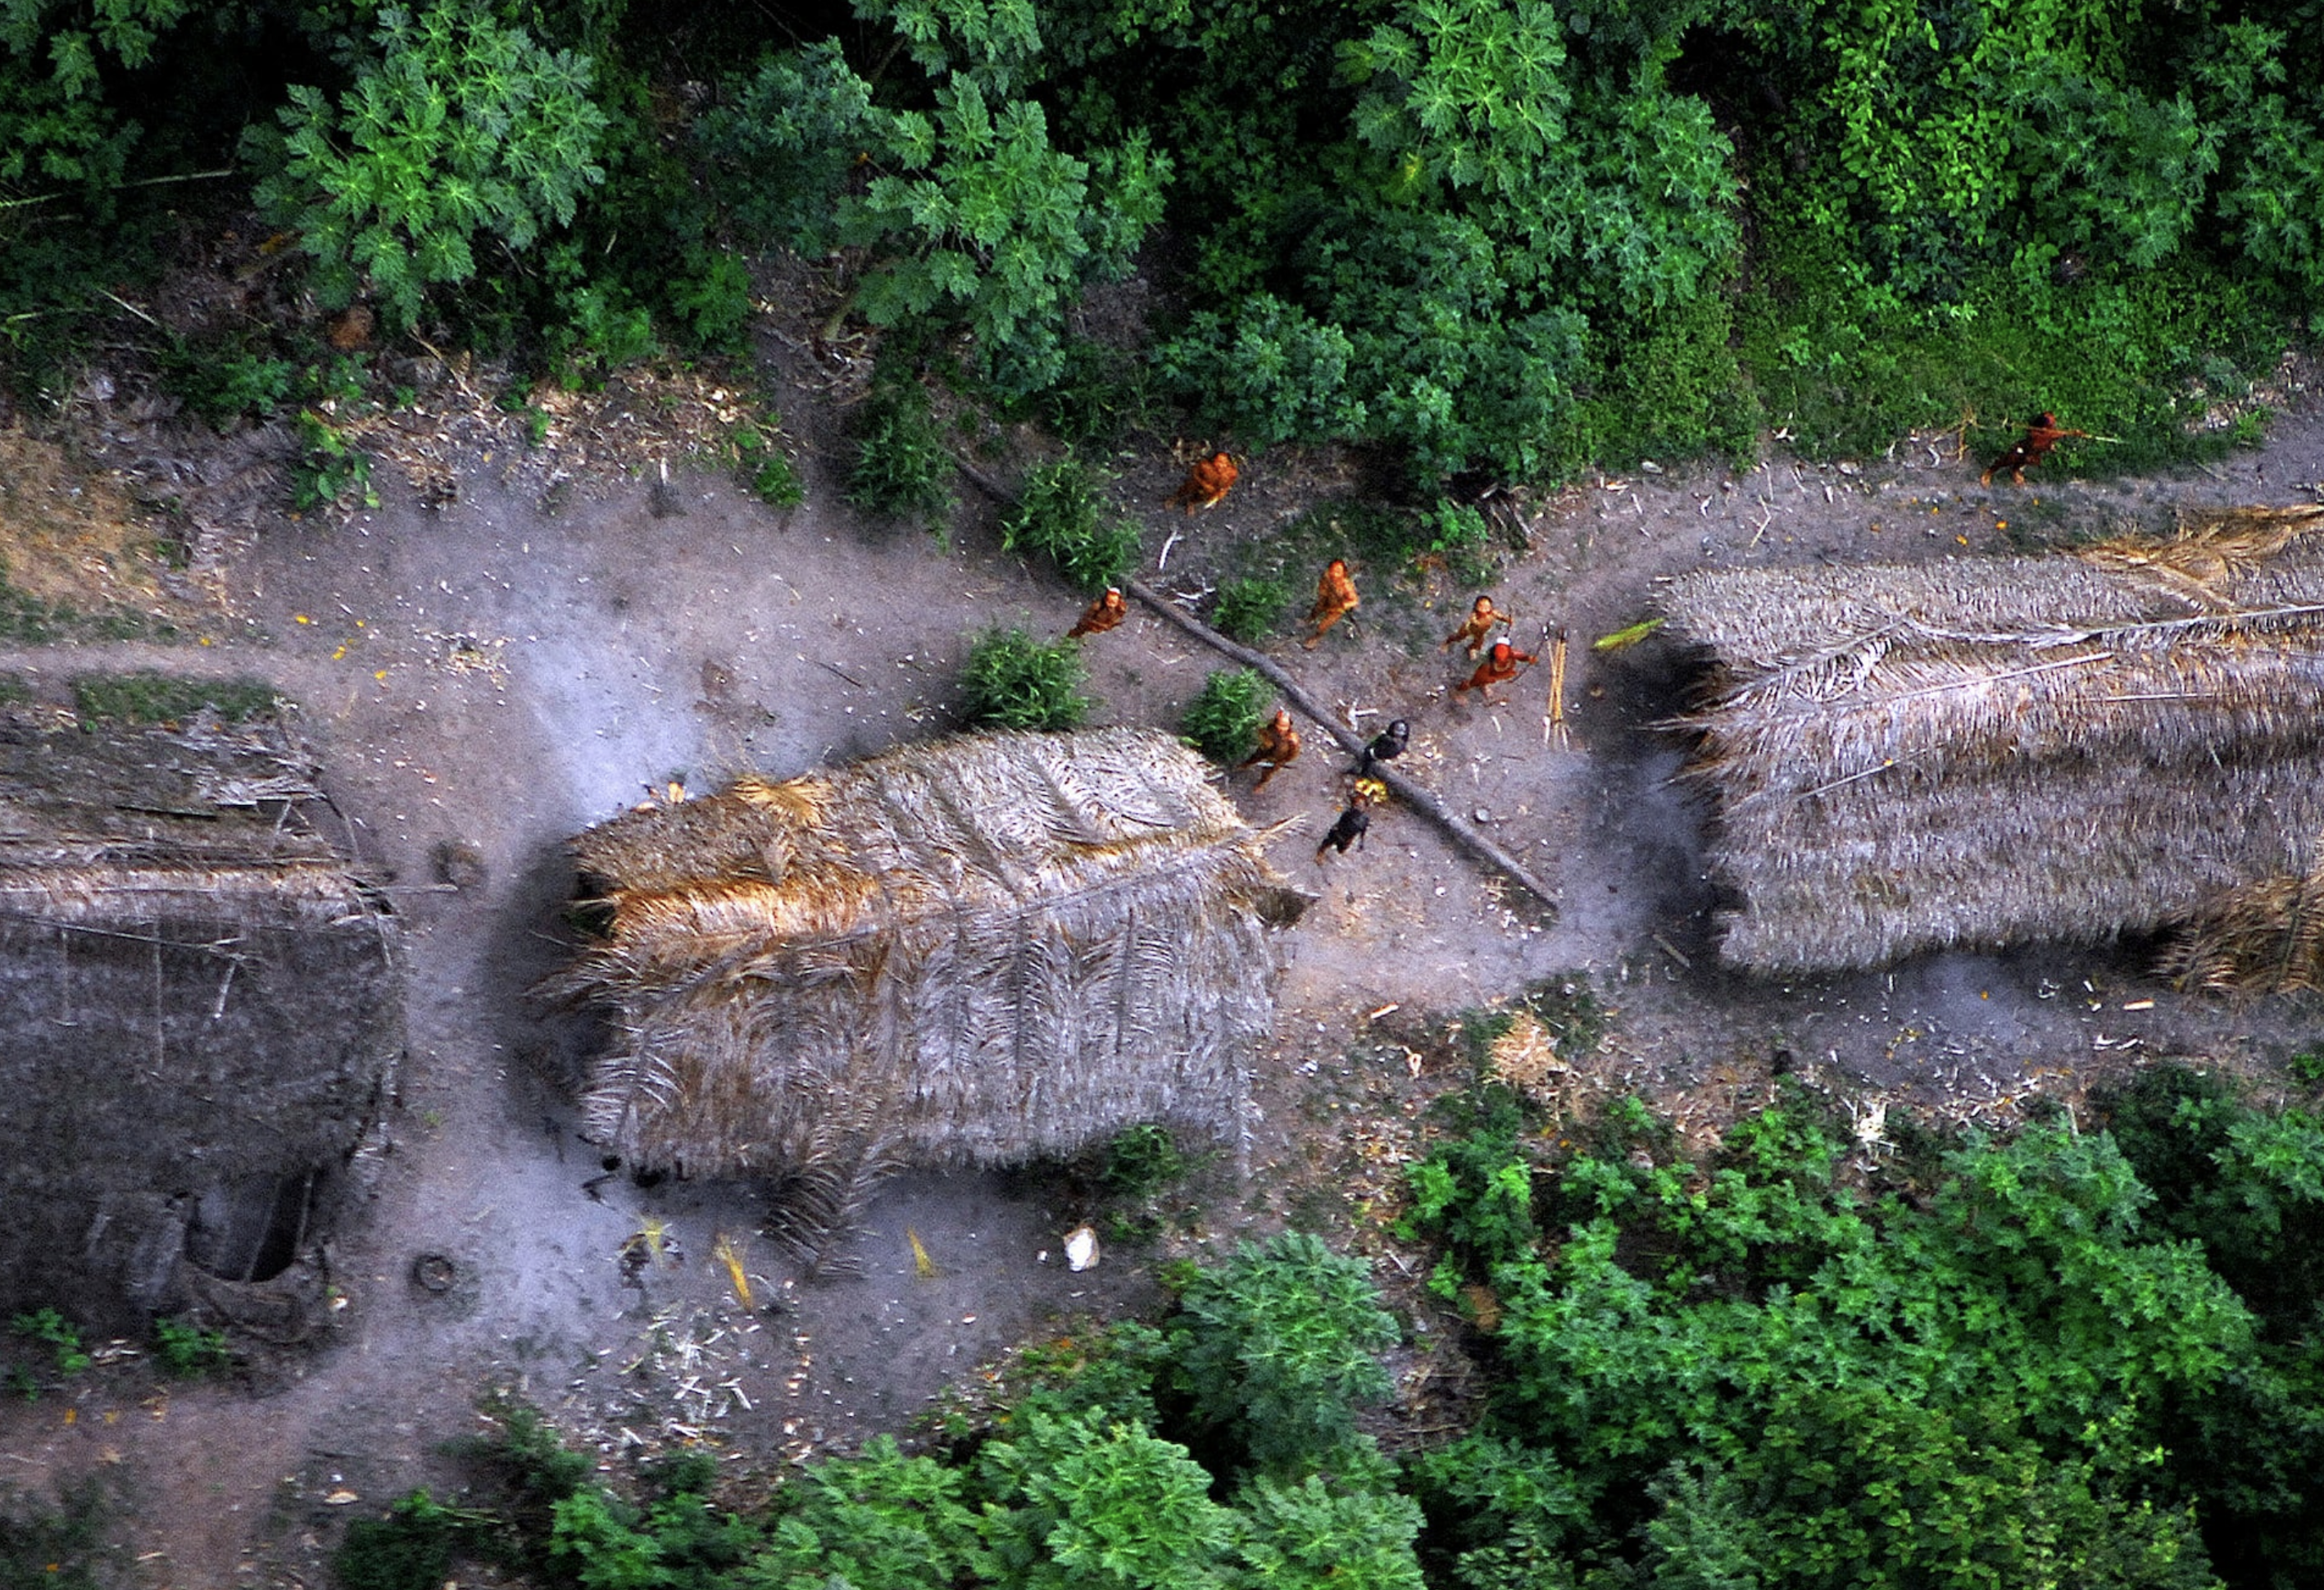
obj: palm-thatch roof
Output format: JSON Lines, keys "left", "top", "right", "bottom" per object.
{"left": 547, "top": 727, "right": 1307, "bottom": 1247}
{"left": 1661, "top": 505, "right": 2324, "bottom": 976}
{"left": 0, "top": 703, "right": 402, "bottom": 1334}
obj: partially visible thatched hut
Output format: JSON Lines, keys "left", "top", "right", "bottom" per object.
{"left": 548, "top": 728, "right": 1306, "bottom": 1245}
{"left": 0, "top": 701, "right": 402, "bottom": 1335}
{"left": 1662, "top": 506, "right": 2324, "bottom": 978}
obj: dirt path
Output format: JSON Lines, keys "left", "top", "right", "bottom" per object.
{"left": 2, "top": 350, "right": 2321, "bottom": 1582}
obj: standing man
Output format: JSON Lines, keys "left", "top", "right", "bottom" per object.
{"left": 1304, "top": 559, "right": 1361, "bottom": 648}
{"left": 1454, "top": 640, "right": 1537, "bottom": 702}
{"left": 1442, "top": 595, "right": 1512, "bottom": 657}
{"left": 1238, "top": 708, "right": 1302, "bottom": 792}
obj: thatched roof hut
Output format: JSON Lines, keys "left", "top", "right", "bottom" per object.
{"left": 0, "top": 701, "right": 402, "bottom": 1334}
{"left": 1662, "top": 506, "right": 2324, "bottom": 977}
{"left": 548, "top": 728, "right": 1305, "bottom": 1242}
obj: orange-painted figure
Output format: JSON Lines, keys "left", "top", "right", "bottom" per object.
{"left": 1238, "top": 708, "right": 1301, "bottom": 792}
{"left": 1455, "top": 640, "right": 1537, "bottom": 701}
{"left": 1442, "top": 595, "right": 1512, "bottom": 657}
{"left": 1067, "top": 587, "right": 1128, "bottom": 639}
{"left": 1303, "top": 559, "right": 1361, "bottom": 648}
{"left": 1982, "top": 412, "right": 2069, "bottom": 486}
{"left": 1165, "top": 452, "right": 1238, "bottom": 515}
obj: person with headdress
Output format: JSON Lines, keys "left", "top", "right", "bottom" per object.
{"left": 1454, "top": 640, "right": 1536, "bottom": 702}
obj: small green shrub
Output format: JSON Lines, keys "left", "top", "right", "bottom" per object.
{"left": 71, "top": 673, "right": 277, "bottom": 727}
{"left": 1001, "top": 454, "right": 1142, "bottom": 593}
{"left": 1416, "top": 501, "right": 1500, "bottom": 588}
{"left": 1397, "top": 1085, "right": 1540, "bottom": 1286}
{"left": 1236, "top": 1473, "right": 1426, "bottom": 1590}
{"left": 293, "top": 410, "right": 378, "bottom": 513}
{"left": 959, "top": 628, "right": 1091, "bottom": 731}
{"left": 1102, "top": 1124, "right": 1190, "bottom": 1200}
{"left": 1028, "top": 337, "right": 1166, "bottom": 447}
{"left": 1210, "top": 575, "right": 1292, "bottom": 643}
{"left": 2289, "top": 1052, "right": 2324, "bottom": 1086}
{"left": 1181, "top": 668, "right": 1269, "bottom": 765}
{"left": 847, "top": 377, "right": 954, "bottom": 527}
{"left": 161, "top": 340, "right": 295, "bottom": 429}
{"left": 333, "top": 1490, "right": 490, "bottom": 1590}
{"left": 1172, "top": 1232, "right": 1400, "bottom": 1470}
{"left": 152, "top": 1316, "right": 229, "bottom": 1378}
{"left": 751, "top": 452, "right": 805, "bottom": 508}
{"left": 731, "top": 421, "right": 806, "bottom": 508}
{"left": 702, "top": 43, "right": 1168, "bottom": 398}
{"left": 482, "top": 1397, "right": 594, "bottom": 1503}
{"left": 978, "top": 1406, "right": 1240, "bottom": 1588}
{"left": 0, "top": 1477, "right": 108, "bottom": 1588}
{"left": 1418, "top": 501, "right": 1489, "bottom": 556}
{"left": 9, "top": 1309, "right": 90, "bottom": 1386}
{"left": 541, "top": 255, "right": 660, "bottom": 386}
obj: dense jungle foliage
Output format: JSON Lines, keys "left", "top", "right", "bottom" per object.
{"left": 3, "top": 0, "right": 2319, "bottom": 482}
{"left": 328, "top": 1061, "right": 2324, "bottom": 1590}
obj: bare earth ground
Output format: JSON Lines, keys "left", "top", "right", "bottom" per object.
{"left": 2, "top": 320, "right": 2322, "bottom": 1584}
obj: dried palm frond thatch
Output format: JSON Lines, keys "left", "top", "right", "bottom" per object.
{"left": 2159, "top": 859, "right": 2324, "bottom": 994}
{"left": 1662, "top": 508, "right": 2324, "bottom": 972}
{"left": 550, "top": 728, "right": 1306, "bottom": 1252}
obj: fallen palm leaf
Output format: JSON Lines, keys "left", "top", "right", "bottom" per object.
{"left": 1592, "top": 617, "right": 1664, "bottom": 652}
{"left": 711, "top": 1233, "right": 753, "bottom": 1311}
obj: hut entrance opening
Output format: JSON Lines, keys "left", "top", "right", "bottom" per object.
{"left": 184, "top": 1168, "right": 322, "bottom": 1284}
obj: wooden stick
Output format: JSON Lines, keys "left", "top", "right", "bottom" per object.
{"left": 1546, "top": 628, "right": 1568, "bottom": 751}
{"left": 951, "top": 455, "right": 1556, "bottom": 915}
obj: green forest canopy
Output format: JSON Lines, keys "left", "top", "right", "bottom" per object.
{"left": 3, "top": 0, "right": 2320, "bottom": 479}
{"left": 320, "top": 1062, "right": 2324, "bottom": 1590}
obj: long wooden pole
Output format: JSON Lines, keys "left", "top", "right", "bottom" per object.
{"left": 952, "top": 454, "right": 1557, "bottom": 915}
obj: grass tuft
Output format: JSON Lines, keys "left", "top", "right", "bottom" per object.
{"left": 959, "top": 628, "right": 1092, "bottom": 731}
{"left": 847, "top": 377, "right": 954, "bottom": 528}
{"left": 70, "top": 672, "right": 279, "bottom": 727}
{"left": 1180, "top": 667, "right": 1269, "bottom": 764}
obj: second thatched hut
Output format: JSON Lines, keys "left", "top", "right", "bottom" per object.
{"left": 547, "top": 727, "right": 1306, "bottom": 1244}
{"left": 1663, "top": 506, "right": 2324, "bottom": 981}
{"left": 0, "top": 696, "right": 402, "bottom": 1335}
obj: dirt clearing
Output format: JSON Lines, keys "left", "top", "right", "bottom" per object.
{"left": 0, "top": 343, "right": 2321, "bottom": 1583}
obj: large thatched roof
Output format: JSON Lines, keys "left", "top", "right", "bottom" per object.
{"left": 0, "top": 703, "right": 402, "bottom": 1333}
{"left": 549, "top": 728, "right": 1305, "bottom": 1237}
{"left": 1662, "top": 506, "right": 2324, "bottom": 974}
